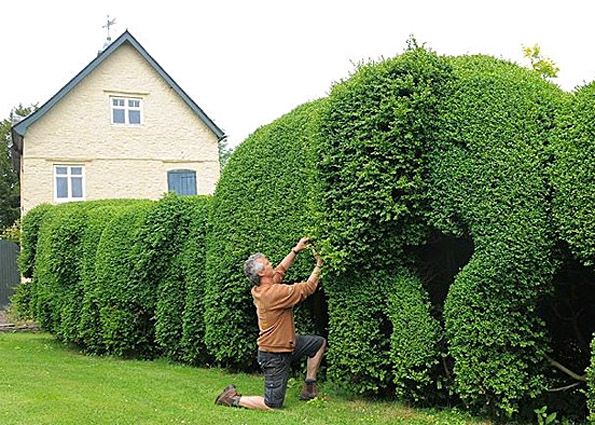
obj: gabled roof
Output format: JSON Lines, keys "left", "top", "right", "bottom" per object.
{"left": 12, "top": 30, "right": 225, "bottom": 139}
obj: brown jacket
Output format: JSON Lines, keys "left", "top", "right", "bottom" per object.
{"left": 251, "top": 265, "right": 318, "bottom": 352}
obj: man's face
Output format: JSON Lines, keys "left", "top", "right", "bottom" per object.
{"left": 256, "top": 257, "right": 274, "bottom": 280}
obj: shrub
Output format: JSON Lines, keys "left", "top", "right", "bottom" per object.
{"left": 180, "top": 196, "right": 211, "bottom": 365}
{"left": 19, "top": 204, "right": 54, "bottom": 278}
{"left": 152, "top": 195, "right": 211, "bottom": 362}
{"left": 95, "top": 201, "right": 156, "bottom": 357}
{"left": 30, "top": 204, "right": 81, "bottom": 332}
{"left": 429, "top": 56, "right": 565, "bottom": 416}
{"left": 204, "top": 100, "right": 324, "bottom": 368}
{"left": 551, "top": 82, "right": 595, "bottom": 266}
{"left": 388, "top": 267, "right": 441, "bottom": 402}
{"left": 588, "top": 335, "right": 595, "bottom": 422}
{"left": 316, "top": 46, "right": 452, "bottom": 396}
{"left": 7, "top": 280, "right": 33, "bottom": 321}
{"left": 78, "top": 202, "right": 139, "bottom": 353}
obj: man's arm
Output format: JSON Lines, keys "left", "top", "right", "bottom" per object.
{"left": 275, "top": 237, "right": 311, "bottom": 274}
{"left": 272, "top": 252, "right": 323, "bottom": 309}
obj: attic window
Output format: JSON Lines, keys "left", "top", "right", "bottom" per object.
{"left": 111, "top": 97, "right": 142, "bottom": 125}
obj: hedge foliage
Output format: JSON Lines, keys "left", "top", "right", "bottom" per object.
{"left": 14, "top": 43, "right": 595, "bottom": 422}
{"left": 588, "top": 335, "right": 595, "bottom": 422}
{"left": 204, "top": 100, "right": 324, "bottom": 368}
{"left": 18, "top": 195, "right": 211, "bottom": 362}
{"left": 428, "top": 56, "right": 566, "bottom": 416}
{"left": 19, "top": 203, "right": 54, "bottom": 279}
{"left": 315, "top": 47, "right": 451, "bottom": 397}
{"left": 551, "top": 82, "right": 595, "bottom": 266}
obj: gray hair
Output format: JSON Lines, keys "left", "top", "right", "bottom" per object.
{"left": 244, "top": 253, "right": 266, "bottom": 285}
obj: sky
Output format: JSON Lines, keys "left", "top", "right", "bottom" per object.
{"left": 2, "top": 0, "right": 595, "bottom": 148}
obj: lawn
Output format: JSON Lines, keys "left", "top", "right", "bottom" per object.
{"left": 0, "top": 332, "right": 491, "bottom": 425}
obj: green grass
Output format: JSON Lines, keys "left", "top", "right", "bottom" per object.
{"left": 0, "top": 332, "right": 491, "bottom": 425}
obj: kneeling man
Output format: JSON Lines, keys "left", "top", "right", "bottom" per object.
{"left": 216, "top": 237, "right": 325, "bottom": 410}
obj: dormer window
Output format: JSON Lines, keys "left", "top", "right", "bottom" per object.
{"left": 111, "top": 96, "right": 142, "bottom": 125}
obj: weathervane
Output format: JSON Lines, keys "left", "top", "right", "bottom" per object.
{"left": 102, "top": 15, "right": 117, "bottom": 43}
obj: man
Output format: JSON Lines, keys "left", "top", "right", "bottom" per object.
{"left": 215, "top": 237, "right": 325, "bottom": 410}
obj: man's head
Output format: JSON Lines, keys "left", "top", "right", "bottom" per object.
{"left": 244, "top": 253, "right": 273, "bottom": 285}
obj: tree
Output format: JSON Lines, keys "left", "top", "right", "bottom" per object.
{"left": 0, "top": 104, "right": 36, "bottom": 230}
{"left": 217, "top": 137, "right": 233, "bottom": 170}
{"left": 523, "top": 44, "right": 559, "bottom": 79}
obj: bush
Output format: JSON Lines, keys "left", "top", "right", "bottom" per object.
{"left": 429, "top": 56, "right": 565, "bottom": 416}
{"left": 315, "top": 46, "right": 451, "bottom": 396}
{"left": 30, "top": 204, "right": 80, "bottom": 332}
{"left": 204, "top": 100, "right": 324, "bottom": 368}
{"left": 152, "top": 195, "right": 211, "bottom": 362}
{"left": 78, "top": 202, "right": 139, "bottom": 353}
{"left": 19, "top": 204, "right": 54, "bottom": 278}
{"left": 7, "top": 280, "right": 33, "bottom": 321}
{"left": 551, "top": 82, "right": 595, "bottom": 266}
{"left": 588, "top": 335, "right": 595, "bottom": 422}
{"left": 95, "top": 201, "right": 156, "bottom": 357}
{"left": 179, "top": 196, "right": 211, "bottom": 365}
{"left": 388, "top": 267, "right": 441, "bottom": 402}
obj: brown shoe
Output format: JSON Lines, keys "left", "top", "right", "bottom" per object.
{"left": 299, "top": 381, "right": 318, "bottom": 400}
{"left": 215, "top": 384, "right": 241, "bottom": 407}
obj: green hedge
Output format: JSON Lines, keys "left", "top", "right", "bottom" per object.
{"left": 551, "top": 82, "right": 595, "bottom": 266}
{"left": 429, "top": 56, "right": 565, "bottom": 416}
{"left": 179, "top": 196, "right": 211, "bottom": 365}
{"left": 31, "top": 204, "right": 79, "bottom": 332}
{"left": 204, "top": 100, "right": 323, "bottom": 368}
{"left": 95, "top": 201, "right": 157, "bottom": 357}
{"left": 153, "top": 195, "right": 211, "bottom": 362}
{"left": 78, "top": 203, "right": 132, "bottom": 353}
{"left": 315, "top": 46, "right": 451, "bottom": 397}
{"left": 21, "top": 196, "right": 212, "bottom": 362}
{"left": 588, "top": 335, "right": 595, "bottom": 422}
{"left": 19, "top": 203, "right": 54, "bottom": 279}
{"left": 388, "top": 267, "right": 441, "bottom": 402}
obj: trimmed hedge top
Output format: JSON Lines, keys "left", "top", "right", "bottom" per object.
{"left": 204, "top": 100, "right": 324, "bottom": 367}
{"left": 551, "top": 82, "right": 595, "bottom": 266}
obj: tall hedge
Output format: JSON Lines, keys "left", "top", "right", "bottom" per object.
{"left": 179, "top": 196, "right": 211, "bottom": 365}
{"left": 95, "top": 201, "right": 156, "bottom": 357}
{"left": 153, "top": 195, "right": 211, "bottom": 362}
{"left": 551, "top": 82, "right": 595, "bottom": 266}
{"left": 204, "top": 100, "right": 324, "bottom": 368}
{"left": 588, "top": 335, "right": 595, "bottom": 422}
{"left": 78, "top": 203, "right": 131, "bottom": 353}
{"left": 315, "top": 46, "right": 450, "bottom": 397}
{"left": 30, "top": 204, "right": 73, "bottom": 332}
{"left": 427, "top": 56, "right": 565, "bottom": 416}
{"left": 18, "top": 203, "right": 54, "bottom": 279}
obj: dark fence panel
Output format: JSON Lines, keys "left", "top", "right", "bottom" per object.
{"left": 0, "top": 240, "right": 20, "bottom": 308}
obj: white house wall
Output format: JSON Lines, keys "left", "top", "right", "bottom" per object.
{"left": 22, "top": 43, "right": 220, "bottom": 213}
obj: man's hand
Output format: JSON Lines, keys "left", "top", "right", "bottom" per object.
{"left": 314, "top": 251, "right": 323, "bottom": 268}
{"left": 294, "top": 237, "right": 311, "bottom": 253}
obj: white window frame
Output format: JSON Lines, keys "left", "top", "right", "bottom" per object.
{"left": 110, "top": 96, "right": 143, "bottom": 125}
{"left": 54, "top": 165, "right": 86, "bottom": 202}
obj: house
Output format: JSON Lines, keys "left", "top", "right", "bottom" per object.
{"left": 11, "top": 31, "right": 225, "bottom": 214}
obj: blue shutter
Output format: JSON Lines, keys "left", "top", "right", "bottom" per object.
{"left": 167, "top": 170, "right": 197, "bottom": 196}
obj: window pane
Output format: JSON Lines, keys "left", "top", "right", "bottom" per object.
{"left": 112, "top": 98, "right": 119, "bottom": 106}
{"left": 71, "top": 177, "right": 83, "bottom": 198}
{"left": 128, "top": 110, "right": 141, "bottom": 124}
{"left": 71, "top": 167, "right": 82, "bottom": 175}
{"left": 128, "top": 99, "right": 140, "bottom": 108}
{"left": 56, "top": 166, "right": 68, "bottom": 175}
{"left": 167, "top": 172, "right": 181, "bottom": 193}
{"left": 113, "top": 109, "right": 125, "bottom": 123}
{"left": 56, "top": 177, "right": 68, "bottom": 198}
{"left": 168, "top": 170, "right": 196, "bottom": 196}
{"left": 181, "top": 174, "right": 197, "bottom": 195}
